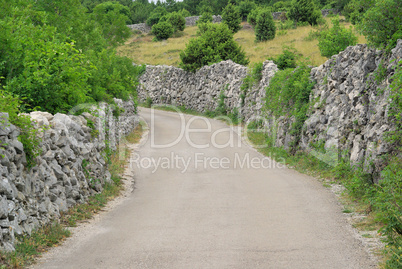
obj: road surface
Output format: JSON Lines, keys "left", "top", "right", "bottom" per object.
{"left": 34, "top": 107, "right": 375, "bottom": 269}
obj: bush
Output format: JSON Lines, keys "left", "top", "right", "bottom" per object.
{"left": 264, "top": 64, "right": 315, "bottom": 149}
{"left": 343, "top": 0, "right": 375, "bottom": 25}
{"left": 222, "top": 2, "right": 242, "bottom": 33}
{"left": 197, "top": 12, "right": 213, "bottom": 25}
{"left": 358, "top": 0, "right": 401, "bottom": 50}
{"left": 179, "top": 8, "right": 191, "bottom": 18}
{"left": 273, "top": 1, "right": 291, "bottom": 12}
{"left": 0, "top": 90, "right": 41, "bottom": 168}
{"left": 274, "top": 47, "right": 299, "bottom": 69}
{"left": 180, "top": 23, "right": 249, "bottom": 72}
{"left": 318, "top": 16, "right": 358, "bottom": 58}
{"left": 146, "top": 6, "right": 167, "bottom": 26}
{"left": 255, "top": 9, "right": 276, "bottom": 42}
{"left": 247, "top": 8, "right": 260, "bottom": 26}
{"left": 288, "top": 0, "right": 322, "bottom": 26}
{"left": 161, "top": 12, "right": 186, "bottom": 32}
{"left": 237, "top": 0, "right": 257, "bottom": 21}
{"left": 276, "top": 19, "right": 295, "bottom": 30}
{"left": 152, "top": 21, "right": 174, "bottom": 40}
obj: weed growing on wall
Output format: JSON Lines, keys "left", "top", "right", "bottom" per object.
{"left": 264, "top": 64, "right": 315, "bottom": 150}
{"left": 0, "top": 89, "right": 41, "bottom": 168}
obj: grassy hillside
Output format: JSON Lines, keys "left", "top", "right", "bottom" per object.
{"left": 117, "top": 18, "right": 366, "bottom": 67}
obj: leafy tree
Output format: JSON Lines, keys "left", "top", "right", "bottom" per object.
{"left": 343, "top": 0, "right": 375, "bottom": 24}
{"left": 35, "top": 0, "right": 107, "bottom": 52}
{"left": 180, "top": 23, "right": 249, "bottom": 72}
{"left": 152, "top": 21, "right": 174, "bottom": 40}
{"left": 92, "top": 1, "right": 131, "bottom": 47}
{"left": 358, "top": 0, "right": 401, "bottom": 50}
{"left": 0, "top": 14, "right": 91, "bottom": 113}
{"left": 222, "top": 2, "right": 242, "bottom": 33}
{"left": 318, "top": 16, "right": 358, "bottom": 57}
{"left": 288, "top": 0, "right": 322, "bottom": 25}
{"left": 129, "top": 1, "right": 154, "bottom": 24}
{"left": 146, "top": 6, "right": 167, "bottom": 26}
{"left": 237, "top": 0, "right": 257, "bottom": 20}
{"left": 255, "top": 8, "right": 276, "bottom": 41}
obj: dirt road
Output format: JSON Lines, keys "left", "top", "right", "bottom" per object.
{"left": 34, "top": 108, "right": 376, "bottom": 268}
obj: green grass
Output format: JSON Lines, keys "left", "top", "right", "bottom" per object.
{"left": 0, "top": 124, "right": 143, "bottom": 268}
{"left": 118, "top": 18, "right": 366, "bottom": 67}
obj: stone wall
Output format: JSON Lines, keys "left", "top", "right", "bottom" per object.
{"left": 137, "top": 60, "right": 278, "bottom": 120}
{"left": 0, "top": 99, "right": 138, "bottom": 251}
{"left": 185, "top": 15, "right": 222, "bottom": 26}
{"left": 127, "top": 23, "right": 151, "bottom": 33}
{"left": 137, "top": 40, "right": 402, "bottom": 178}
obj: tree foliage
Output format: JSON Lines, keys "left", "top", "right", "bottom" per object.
{"left": 146, "top": 6, "right": 167, "bottom": 26}
{"left": 288, "top": 0, "right": 322, "bottom": 25}
{"left": 255, "top": 8, "right": 276, "bottom": 41}
{"left": 237, "top": 0, "right": 257, "bottom": 20}
{"left": 318, "top": 16, "right": 358, "bottom": 57}
{"left": 222, "top": 2, "right": 242, "bottom": 33}
{"left": 358, "top": 0, "right": 401, "bottom": 50}
{"left": 92, "top": 1, "right": 131, "bottom": 47}
{"left": 180, "top": 23, "right": 249, "bottom": 72}
{"left": 0, "top": 0, "right": 142, "bottom": 114}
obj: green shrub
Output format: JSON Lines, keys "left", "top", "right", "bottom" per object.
{"left": 288, "top": 0, "right": 322, "bottom": 26}
{"left": 1, "top": 16, "right": 92, "bottom": 114}
{"left": 92, "top": 1, "right": 131, "bottom": 48}
{"left": 247, "top": 8, "right": 260, "bottom": 26}
{"left": 152, "top": 21, "right": 174, "bottom": 40}
{"left": 274, "top": 46, "right": 299, "bottom": 69}
{"left": 179, "top": 8, "right": 191, "bottom": 18}
{"left": 161, "top": 12, "right": 186, "bottom": 32}
{"left": 0, "top": 90, "right": 41, "bottom": 168}
{"left": 197, "top": 12, "right": 213, "bottom": 25}
{"left": 146, "top": 6, "right": 167, "bottom": 26}
{"left": 343, "top": 0, "right": 375, "bottom": 25}
{"left": 264, "top": 64, "right": 315, "bottom": 150}
{"left": 277, "top": 19, "right": 295, "bottom": 30}
{"left": 255, "top": 9, "right": 276, "bottom": 42}
{"left": 388, "top": 60, "right": 402, "bottom": 149}
{"left": 318, "top": 16, "right": 358, "bottom": 58}
{"left": 273, "top": 1, "right": 291, "bottom": 12}
{"left": 241, "top": 62, "right": 264, "bottom": 105}
{"left": 237, "top": 0, "right": 257, "bottom": 21}
{"left": 358, "top": 0, "right": 401, "bottom": 50}
{"left": 222, "top": 2, "right": 242, "bottom": 33}
{"left": 179, "top": 23, "right": 249, "bottom": 72}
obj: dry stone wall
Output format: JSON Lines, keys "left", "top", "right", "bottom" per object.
{"left": 137, "top": 40, "right": 402, "bottom": 179}
{"left": 0, "top": 99, "right": 138, "bottom": 251}
{"left": 137, "top": 60, "right": 278, "bottom": 120}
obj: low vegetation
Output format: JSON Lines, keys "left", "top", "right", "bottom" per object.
{"left": 118, "top": 18, "right": 365, "bottom": 67}
{"left": 179, "top": 23, "right": 249, "bottom": 72}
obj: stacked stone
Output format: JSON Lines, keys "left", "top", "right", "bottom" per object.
{"left": 0, "top": 99, "right": 138, "bottom": 251}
